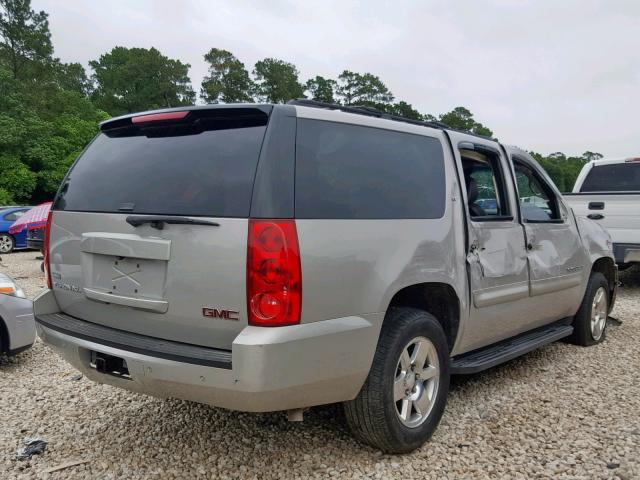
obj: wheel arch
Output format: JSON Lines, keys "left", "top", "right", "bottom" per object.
{"left": 590, "top": 256, "right": 617, "bottom": 312}
{"left": 386, "top": 282, "right": 461, "bottom": 353}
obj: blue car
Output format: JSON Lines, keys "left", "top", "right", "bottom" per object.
{"left": 0, "top": 206, "right": 31, "bottom": 254}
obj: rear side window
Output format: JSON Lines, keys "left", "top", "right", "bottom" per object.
{"left": 55, "top": 109, "right": 269, "bottom": 217}
{"left": 295, "top": 119, "right": 446, "bottom": 219}
{"left": 580, "top": 163, "right": 640, "bottom": 192}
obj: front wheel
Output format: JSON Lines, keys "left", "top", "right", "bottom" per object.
{"left": 0, "top": 234, "right": 14, "bottom": 254}
{"left": 344, "top": 308, "right": 450, "bottom": 453}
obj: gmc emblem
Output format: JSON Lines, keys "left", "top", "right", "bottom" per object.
{"left": 202, "top": 308, "right": 239, "bottom": 321}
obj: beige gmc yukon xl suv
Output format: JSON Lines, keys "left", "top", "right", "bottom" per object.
{"left": 35, "top": 101, "right": 617, "bottom": 453}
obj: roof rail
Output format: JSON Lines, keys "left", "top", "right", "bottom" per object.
{"left": 287, "top": 99, "right": 450, "bottom": 131}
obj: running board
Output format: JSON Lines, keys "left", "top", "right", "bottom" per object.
{"left": 451, "top": 323, "right": 573, "bottom": 374}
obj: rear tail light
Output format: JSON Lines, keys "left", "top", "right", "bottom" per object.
{"left": 247, "top": 219, "right": 301, "bottom": 326}
{"left": 44, "top": 211, "right": 53, "bottom": 289}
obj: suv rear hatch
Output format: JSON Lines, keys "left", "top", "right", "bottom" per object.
{"left": 48, "top": 106, "right": 274, "bottom": 350}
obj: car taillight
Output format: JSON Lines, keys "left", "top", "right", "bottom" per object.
{"left": 44, "top": 211, "right": 53, "bottom": 289}
{"left": 247, "top": 219, "right": 301, "bottom": 327}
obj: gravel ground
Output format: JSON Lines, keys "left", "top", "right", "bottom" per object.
{"left": 1, "top": 251, "right": 639, "bottom": 479}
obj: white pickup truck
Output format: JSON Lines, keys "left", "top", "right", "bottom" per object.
{"left": 564, "top": 157, "right": 640, "bottom": 269}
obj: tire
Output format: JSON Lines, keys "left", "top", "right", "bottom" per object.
{"left": 0, "top": 319, "right": 7, "bottom": 355}
{"left": 0, "top": 234, "right": 14, "bottom": 254}
{"left": 344, "top": 308, "right": 450, "bottom": 453}
{"left": 568, "top": 272, "right": 609, "bottom": 346}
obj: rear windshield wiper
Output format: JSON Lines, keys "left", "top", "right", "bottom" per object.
{"left": 126, "top": 215, "right": 220, "bottom": 230}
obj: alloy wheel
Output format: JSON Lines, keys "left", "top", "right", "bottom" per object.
{"left": 590, "top": 286, "right": 608, "bottom": 341}
{"left": 394, "top": 336, "right": 440, "bottom": 428}
{"left": 0, "top": 235, "right": 13, "bottom": 254}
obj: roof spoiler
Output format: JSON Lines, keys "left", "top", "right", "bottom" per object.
{"left": 99, "top": 105, "right": 273, "bottom": 132}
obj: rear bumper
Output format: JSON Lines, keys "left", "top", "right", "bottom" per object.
{"left": 34, "top": 290, "right": 378, "bottom": 412}
{"left": 613, "top": 243, "right": 640, "bottom": 264}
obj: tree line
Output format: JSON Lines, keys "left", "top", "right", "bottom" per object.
{"left": 0, "top": 0, "right": 599, "bottom": 205}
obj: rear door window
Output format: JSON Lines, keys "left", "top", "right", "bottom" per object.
{"left": 55, "top": 109, "right": 269, "bottom": 217}
{"left": 295, "top": 119, "right": 446, "bottom": 219}
{"left": 580, "top": 163, "right": 640, "bottom": 192}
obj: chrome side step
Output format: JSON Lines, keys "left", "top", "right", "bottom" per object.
{"left": 451, "top": 323, "right": 573, "bottom": 374}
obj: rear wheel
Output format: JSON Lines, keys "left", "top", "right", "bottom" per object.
{"left": 569, "top": 272, "right": 609, "bottom": 346}
{"left": 0, "top": 234, "right": 14, "bottom": 254}
{"left": 344, "top": 308, "right": 450, "bottom": 453}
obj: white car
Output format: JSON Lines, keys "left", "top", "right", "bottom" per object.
{"left": 0, "top": 273, "right": 35, "bottom": 355}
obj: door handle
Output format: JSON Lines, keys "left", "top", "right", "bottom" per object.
{"left": 588, "top": 202, "right": 605, "bottom": 210}
{"left": 526, "top": 242, "right": 534, "bottom": 251}
{"left": 587, "top": 213, "right": 604, "bottom": 220}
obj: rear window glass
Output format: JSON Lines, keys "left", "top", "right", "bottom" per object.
{"left": 295, "top": 119, "right": 446, "bottom": 219}
{"left": 55, "top": 109, "right": 268, "bottom": 217}
{"left": 580, "top": 163, "right": 640, "bottom": 192}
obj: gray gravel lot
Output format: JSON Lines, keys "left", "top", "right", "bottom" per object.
{"left": 1, "top": 250, "right": 639, "bottom": 479}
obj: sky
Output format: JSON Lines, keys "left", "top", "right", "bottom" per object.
{"left": 34, "top": 0, "right": 640, "bottom": 158}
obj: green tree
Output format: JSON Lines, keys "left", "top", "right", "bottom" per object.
{"left": 55, "top": 61, "right": 92, "bottom": 96}
{"left": 0, "top": 0, "right": 53, "bottom": 81}
{"left": 201, "top": 48, "right": 253, "bottom": 103}
{"left": 582, "top": 151, "right": 603, "bottom": 163}
{"left": 252, "top": 57, "right": 304, "bottom": 103}
{"left": 385, "top": 101, "right": 423, "bottom": 120}
{"left": 422, "top": 112, "right": 438, "bottom": 122}
{"left": 439, "top": 106, "right": 493, "bottom": 137}
{"left": 336, "top": 70, "right": 394, "bottom": 108}
{"left": 0, "top": 188, "right": 12, "bottom": 204}
{"left": 529, "top": 151, "right": 598, "bottom": 192}
{"left": 0, "top": 153, "right": 36, "bottom": 201}
{"left": 90, "top": 46, "right": 195, "bottom": 116}
{"left": 305, "top": 75, "right": 337, "bottom": 103}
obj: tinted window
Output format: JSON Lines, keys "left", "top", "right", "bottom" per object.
{"left": 295, "top": 120, "right": 446, "bottom": 219}
{"left": 56, "top": 110, "right": 268, "bottom": 217}
{"left": 514, "top": 162, "right": 560, "bottom": 221}
{"left": 580, "top": 163, "right": 640, "bottom": 192}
